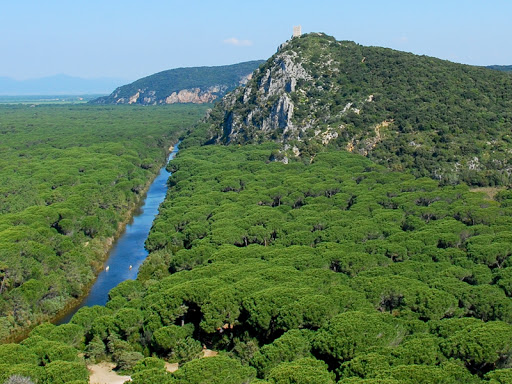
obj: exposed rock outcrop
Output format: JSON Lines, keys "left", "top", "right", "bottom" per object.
{"left": 114, "top": 85, "right": 230, "bottom": 105}
{"left": 206, "top": 34, "right": 368, "bottom": 151}
{"left": 201, "top": 32, "right": 512, "bottom": 186}
{"left": 215, "top": 48, "right": 313, "bottom": 143}
{"left": 165, "top": 86, "right": 227, "bottom": 104}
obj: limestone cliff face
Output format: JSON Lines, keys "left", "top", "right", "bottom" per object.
{"left": 118, "top": 86, "right": 229, "bottom": 105}
{"left": 203, "top": 33, "right": 512, "bottom": 186}
{"left": 218, "top": 48, "right": 311, "bottom": 142}
{"left": 205, "top": 34, "right": 378, "bottom": 162}
{"left": 206, "top": 33, "right": 368, "bottom": 162}
{"left": 165, "top": 88, "right": 218, "bottom": 104}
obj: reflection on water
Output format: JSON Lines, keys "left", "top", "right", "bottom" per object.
{"left": 57, "top": 144, "right": 178, "bottom": 324}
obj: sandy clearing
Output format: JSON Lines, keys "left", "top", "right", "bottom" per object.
{"left": 203, "top": 349, "right": 218, "bottom": 358}
{"left": 88, "top": 362, "right": 131, "bottom": 384}
{"left": 165, "top": 362, "right": 179, "bottom": 372}
{"left": 88, "top": 348, "right": 218, "bottom": 383}
{"left": 469, "top": 186, "right": 504, "bottom": 200}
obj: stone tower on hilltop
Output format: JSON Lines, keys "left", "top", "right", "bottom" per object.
{"left": 293, "top": 25, "right": 302, "bottom": 38}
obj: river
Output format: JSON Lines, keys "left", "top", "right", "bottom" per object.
{"left": 57, "top": 143, "right": 179, "bottom": 324}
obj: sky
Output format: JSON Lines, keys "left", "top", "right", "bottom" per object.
{"left": 1, "top": 0, "right": 512, "bottom": 81}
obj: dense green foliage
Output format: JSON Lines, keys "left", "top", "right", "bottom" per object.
{"left": 10, "top": 143, "right": 512, "bottom": 382}
{"left": 487, "top": 65, "right": 512, "bottom": 72}
{"left": 4, "top": 33, "right": 512, "bottom": 384}
{"left": 204, "top": 33, "right": 512, "bottom": 186}
{"left": 0, "top": 104, "right": 207, "bottom": 341}
{"left": 91, "top": 61, "right": 264, "bottom": 105}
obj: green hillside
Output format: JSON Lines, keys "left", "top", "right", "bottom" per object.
{"left": 487, "top": 65, "right": 512, "bottom": 72}
{"left": 201, "top": 33, "right": 512, "bottom": 187}
{"left": 91, "top": 61, "right": 264, "bottom": 105}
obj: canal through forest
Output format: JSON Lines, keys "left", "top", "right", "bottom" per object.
{"left": 56, "top": 143, "right": 179, "bottom": 324}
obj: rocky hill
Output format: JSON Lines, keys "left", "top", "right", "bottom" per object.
{"left": 90, "top": 61, "right": 264, "bottom": 105}
{"left": 200, "top": 33, "right": 512, "bottom": 186}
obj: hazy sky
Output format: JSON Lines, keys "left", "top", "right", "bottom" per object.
{"left": 2, "top": 0, "right": 511, "bottom": 81}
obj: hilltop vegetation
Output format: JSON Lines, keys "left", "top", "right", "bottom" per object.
{"left": 91, "top": 61, "right": 264, "bottom": 105}
{"left": 201, "top": 33, "right": 512, "bottom": 187}
{"left": 0, "top": 104, "right": 207, "bottom": 341}
{"left": 488, "top": 65, "right": 512, "bottom": 72}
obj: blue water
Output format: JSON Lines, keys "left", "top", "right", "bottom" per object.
{"left": 57, "top": 144, "right": 178, "bottom": 324}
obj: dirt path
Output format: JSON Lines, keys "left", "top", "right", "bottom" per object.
{"left": 88, "top": 362, "right": 131, "bottom": 384}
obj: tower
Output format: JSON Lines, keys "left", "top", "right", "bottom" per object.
{"left": 293, "top": 25, "right": 302, "bottom": 38}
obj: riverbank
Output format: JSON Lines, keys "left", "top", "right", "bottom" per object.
{"left": 54, "top": 143, "right": 178, "bottom": 323}
{"left": 5, "top": 143, "right": 178, "bottom": 343}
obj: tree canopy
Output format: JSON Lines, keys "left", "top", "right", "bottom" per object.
{"left": 0, "top": 104, "right": 207, "bottom": 340}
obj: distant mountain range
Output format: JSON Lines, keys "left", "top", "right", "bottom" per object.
{"left": 0, "top": 74, "right": 128, "bottom": 95}
{"left": 90, "top": 61, "right": 265, "bottom": 105}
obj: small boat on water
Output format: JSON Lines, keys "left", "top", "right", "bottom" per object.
{"left": 105, "top": 266, "right": 110, "bottom": 271}
{"left": 129, "top": 265, "right": 132, "bottom": 270}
